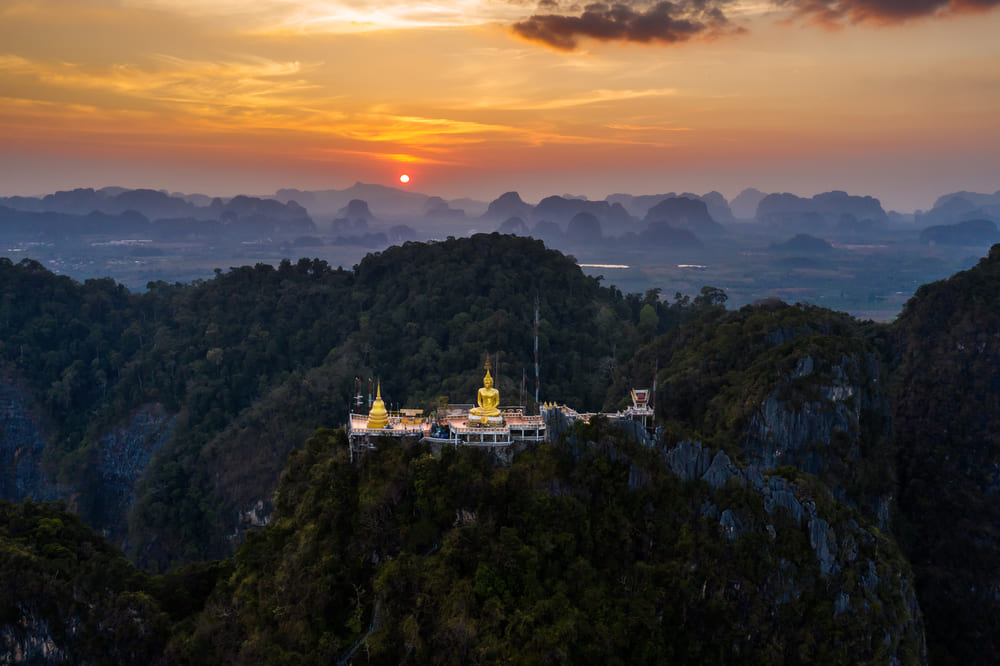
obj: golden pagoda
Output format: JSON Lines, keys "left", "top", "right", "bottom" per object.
{"left": 367, "top": 382, "right": 389, "bottom": 429}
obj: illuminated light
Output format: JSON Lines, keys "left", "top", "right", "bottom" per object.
{"left": 399, "top": 174, "right": 410, "bottom": 183}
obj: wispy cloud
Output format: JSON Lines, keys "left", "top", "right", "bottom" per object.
{"left": 123, "top": 0, "right": 530, "bottom": 32}
{"left": 0, "top": 54, "right": 319, "bottom": 107}
{"left": 315, "top": 148, "right": 460, "bottom": 164}
{"left": 606, "top": 123, "right": 694, "bottom": 131}
{"left": 447, "top": 87, "right": 678, "bottom": 110}
{"left": 335, "top": 113, "right": 518, "bottom": 144}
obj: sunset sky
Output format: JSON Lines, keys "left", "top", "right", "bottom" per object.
{"left": 1, "top": 0, "right": 999, "bottom": 211}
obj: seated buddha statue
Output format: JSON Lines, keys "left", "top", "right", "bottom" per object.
{"left": 469, "top": 363, "right": 501, "bottom": 422}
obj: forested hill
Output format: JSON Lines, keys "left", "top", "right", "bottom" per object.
{"left": 887, "top": 244, "right": 1000, "bottom": 664}
{"left": 4, "top": 237, "right": 1000, "bottom": 662}
{"left": 0, "top": 235, "right": 684, "bottom": 570}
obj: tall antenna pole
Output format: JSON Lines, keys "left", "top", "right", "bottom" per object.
{"left": 534, "top": 292, "right": 540, "bottom": 412}
{"left": 652, "top": 358, "right": 658, "bottom": 413}
{"left": 521, "top": 367, "right": 526, "bottom": 408}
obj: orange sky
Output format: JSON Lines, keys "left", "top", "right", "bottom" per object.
{"left": 1, "top": 0, "right": 999, "bottom": 211}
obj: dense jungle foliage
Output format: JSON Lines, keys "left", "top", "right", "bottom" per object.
{"left": 0, "top": 499, "right": 228, "bottom": 662}
{"left": 885, "top": 244, "right": 1000, "bottom": 665}
{"left": 3, "top": 237, "right": 1000, "bottom": 662}
{"left": 0, "top": 235, "right": 694, "bottom": 570}
{"left": 1, "top": 423, "right": 921, "bottom": 665}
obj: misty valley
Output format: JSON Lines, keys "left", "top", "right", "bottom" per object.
{"left": 3, "top": 183, "right": 998, "bottom": 321}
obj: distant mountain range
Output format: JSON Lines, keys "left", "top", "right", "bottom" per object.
{"left": 3, "top": 184, "right": 999, "bottom": 248}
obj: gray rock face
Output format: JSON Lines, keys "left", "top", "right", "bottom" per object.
{"left": 1, "top": 372, "right": 177, "bottom": 549}
{"left": 702, "top": 450, "right": 739, "bottom": 489}
{"left": 0, "top": 611, "right": 68, "bottom": 664}
{"left": 664, "top": 439, "right": 712, "bottom": 481}
{"left": 660, "top": 436, "right": 925, "bottom": 663}
{"left": 719, "top": 509, "right": 746, "bottom": 540}
{"left": 743, "top": 354, "right": 862, "bottom": 472}
{"left": 764, "top": 477, "right": 804, "bottom": 523}
{"left": 95, "top": 404, "right": 176, "bottom": 544}
{"left": 809, "top": 516, "right": 838, "bottom": 576}
{"left": 741, "top": 351, "right": 893, "bottom": 527}
{"left": 0, "top": 376, "right": 60, "bottom": 502}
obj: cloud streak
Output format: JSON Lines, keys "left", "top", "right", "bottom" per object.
{"left": 512, "top": 1, "right": 745, "bottom": 50}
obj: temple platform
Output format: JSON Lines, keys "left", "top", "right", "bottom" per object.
{"left": 347, "top": 405, "right": 545, "bottom": 458}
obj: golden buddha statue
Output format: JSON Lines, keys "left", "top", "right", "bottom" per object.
{"left": 367, "top": 382, "right": 389, "bottom": 429}
{"left": 469, "top": 359, "right": 501, "bottom": 424}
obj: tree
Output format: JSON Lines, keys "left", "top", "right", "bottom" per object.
{"left": 694, "top": 285, "right": 728, "bottom": 308}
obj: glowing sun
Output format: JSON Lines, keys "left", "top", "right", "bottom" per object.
{"left": 399, "top": 174, "right": 410, "bottom": 184}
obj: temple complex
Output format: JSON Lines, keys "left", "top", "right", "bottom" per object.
{"left": 347, "top": 356, "right": 654, "bottom": 459}
{"left": 347, "top": 358, "right": 545, "bottom": 458}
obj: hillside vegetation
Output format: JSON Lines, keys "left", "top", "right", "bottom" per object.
{"left": 0, "top": 235, "right": 684, "bottom": 570}
{"left": 4, "top": 236, "right": 1000, "bottom": 662}
{"left": 887, "top": 245, "right": 1000, "bottom": 665}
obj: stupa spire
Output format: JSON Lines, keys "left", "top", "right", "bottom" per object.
{"left": 367, "top": 381, "right": 389, "bottom": 429}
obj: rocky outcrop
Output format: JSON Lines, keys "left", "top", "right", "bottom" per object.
{"left": 565, "top": 211, "right": 603, "bottom": 243}
{"left": 423, "top": 196, "right": 466, "bottom": 220}
{"left": 918, "top": 190, "right": 1000, "bottom": 227}
{"left": 644, "top": 197, "right": 726, "bottom": 235}
{"left": 482, "top": 192, "right": 533, "bottom": 224}
{"left": 756, "top": 191, "right": 887, "bottom": 232}
{"left": 532, "top": 195, "right": 631, "bottom": 229}
{"left": 0, "top": 610, "right": 69, "bottom": 664}
{"left": 0, "top": 374, "right": 176, "bottom": 549}
{"left": 331, "top": 202, "right": 372, "bottom": 233}
{"left": 919, "top": 218, "right": 999, "bottom": 246}
{"left": 660, "top": 437, "right": 926, "bottom": 662}
{"left": 0, "top": 375, "right": 60, "bottom": 502}
{"left": 769, "top": 233, "right": 833, "bottom": 254}
{"left": 94, "top": 404, "right": 176, "bottom": 544}
{"left": 741, "top": 351, "right": 893, "bottom": 525}
{"left": 497, "top": 216, "right": 530, "bottom": 235}
{"left": 730, "top": 187, "right": 767, "bottom": 220}
{"left": 683, "top": 190, "right": 735, "bottom": 223}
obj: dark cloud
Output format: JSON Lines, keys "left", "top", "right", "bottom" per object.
{"left": 511, "top": 1, "right": 744, "bottom": 51}
{"left": 777, "top": 0, "right": 1000, "bottom": 25}
{"left": 511, "top": 0, "right": 1000, "bottom": 50}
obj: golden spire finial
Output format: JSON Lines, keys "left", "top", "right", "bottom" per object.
{"left": 484, "top": 356, "right": 492, "bottom": 373}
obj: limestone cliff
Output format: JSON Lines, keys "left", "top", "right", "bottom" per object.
{"left": 643, "top": 302, "right": 895, "bottom": 529}
{"left": 0, "top": 374, "right": 61, "bottom": 502}
{"left": 663, "top": 439, "right": 925, "bottom": 663}
{"left": 741, "top": 350, "right": 894, "bottom": 528}
{"left": 93, "top": 404, "right": 176, "bottom": 547}
{"left": 0, "top": 371, "right": 176, "bottom": 550}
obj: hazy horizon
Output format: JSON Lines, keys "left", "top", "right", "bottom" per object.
{"left": 3, "top": 179, "right": 997, "bottom": 216}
